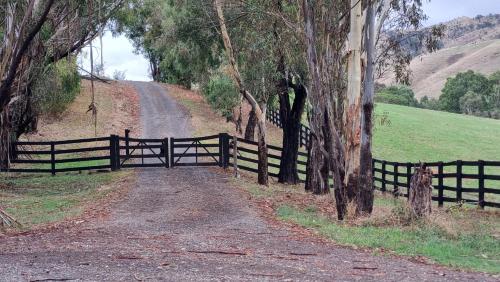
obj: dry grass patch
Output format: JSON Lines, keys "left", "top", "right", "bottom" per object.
{"left": 26, "top": 80, "right": 140, "bottom": 141}
{"left": 1, "top": 79, "right": 141, "bottom": 233}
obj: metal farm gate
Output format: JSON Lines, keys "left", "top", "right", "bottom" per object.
{"left": 170, "top": 133, "right": 229, "bottom": 168}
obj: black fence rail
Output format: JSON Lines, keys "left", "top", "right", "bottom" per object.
{"left": 267, "top": 110, "right": 311, "bottom": 148}
{"left": 265, "top": 110, "right": 500, "bottom": 209}
{"left": 4, "top": 130, "right": 500, "bottom": 209}
{"left": 8, "top": 136, "right": 113, "bottom": 174}
{"left": 372, "top": 159, "right": 500, "bottom": 209}
{"left": 4, "top": 131, "right": 170, "bottom": 174}
{"left": 228, "top": 137, "right": 308, "bottom": 180}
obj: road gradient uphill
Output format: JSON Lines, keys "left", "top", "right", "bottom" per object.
{"left": 0, "top": 82, "right": 495, "bottom": 281}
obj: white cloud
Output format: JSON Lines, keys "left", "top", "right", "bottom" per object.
{"left": 79, "top": 32, "right": 150, "bottom": 81}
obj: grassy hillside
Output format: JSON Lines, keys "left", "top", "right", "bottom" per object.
{"left": 373, "top": 103, "right": 500, "bottom": 162}
{"left": 380, "top": 14, "right": 500, "bottom": 99}
{"left": 380, "top": 39, "right": 500, "bottom": 99}
{"left": 411, "top": 40, "right": 500, "bottom": 99}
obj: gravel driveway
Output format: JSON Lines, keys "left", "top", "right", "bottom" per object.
{"left": 0, "top": 82, "right": 495, "bottom": 281}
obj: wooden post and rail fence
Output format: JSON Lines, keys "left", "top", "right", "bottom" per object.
{"left": 3, "top": 123, "right": 500, "bottom": 209}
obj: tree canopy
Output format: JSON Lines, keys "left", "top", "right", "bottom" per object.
{"left": 440, "top": 70, "right": 494, "bottom": 113}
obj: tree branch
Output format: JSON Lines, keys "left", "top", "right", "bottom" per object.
{"left": 0, "top": 0, "right": 55, "bottom": 109}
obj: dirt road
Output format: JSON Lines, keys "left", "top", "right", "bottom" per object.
{"left": 0, "top": 82, "right": 495, "bottom": 281}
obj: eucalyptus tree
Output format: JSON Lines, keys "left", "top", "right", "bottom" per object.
{"left": 271, "top": 0, "right": 310, "bottom": 185}
{"left": 218, "top": 0, "right": 309, "bottom": 185}
{"left": 214, "top": 0, "right": 273, "bottom": 185}
{"left": 113, "top": 0, "right": 222, "bottom": 87}
{"left": 302, "top": 0, "right": 442, "bottom": 219}
{"left": 0, "top": 0, "right": 124, "bottom": 168}
{"left": 213, "top": 0, "right": 311, "bottom": 185}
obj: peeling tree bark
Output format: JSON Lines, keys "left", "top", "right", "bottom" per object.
{"left": 357, "top": 1, "right": 376, "bottom": 215}
{"left": 302, "top": 0, "right": 329, "bottom": 195}
{"left": 344, "top": 0, "right": 363, "bottom": 202}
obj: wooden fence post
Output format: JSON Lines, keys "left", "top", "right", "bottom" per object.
{"left": 125, "top": 129, "right": 130, "bottom": 157}
{"left": 394, "top": 163, "right": 399, "bottom": 197}
{"left": 195, "top": 141, "right": 198, "bottom": 164}
{"left": 406, "top": 162, "right": 412, "bottom": 198}
{"left": 115, "top": 135, "right": 121, "bottom": 170}
{"left": 170, "top": 137, "right": 175, "bottom": 168}
{"left": 50, "top": 142, "right": 56, "bottom": 176}
{"left": 110, "top": 135, "right": 118, "bottom": 171}
{"left": 372, "top": 158, "right": 376, "bottom": 191}
{"left": 381, "top": 161, "right": 387, "bottom": 193}
{"left": 163, "top": 138, "right": 169, "bottom": 168}
{"left": 438, "top": 162, "right": 444, "bottom": 207}
{"left": 223, "top": 133, "right": 230, "bottom": 169}
{"left": 233, "top": 136, "right": 239, "bottom": 178}
{"left": 299, "top": 126, "right": 304, "bottom": 147}
{"left": 218, "top": 133, "right": 230, "bottom": 169}
{"left": 478, "top": 160, "right": 485, "bottom": 209}
{"left": 456, "top": 160, "right": 463, "bottom": 203}
{"left": 218, "top": 134, "right": 224, "bottom": 168}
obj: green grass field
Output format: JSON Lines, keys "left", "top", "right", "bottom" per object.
{"left": 373, "top": 103, "right": 500, "bottom": 162}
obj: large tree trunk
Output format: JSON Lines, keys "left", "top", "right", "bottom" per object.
{"left": 279, "top": 113, "right": 301, "bottom": 184}
{"left": 0, "top": 0, "right": 55, "bottom": 113}
{"left": 244, "top": 108, "right": 257, "bottom": 141}
{"left": 150, "top": 58, "right": 161, "bottom": 82}
{"left": 357, "top": 2, "right": 376, "bottom": 215}
{"left": 277, "top": 79, "right": 307, "bottom": 184}
{"left": 323, "top": 97, "right": 349, "bottom": 219}
{"left": 256, "top": 115, "right": 269, "bottom": 185}
{"left": 344, "top": 0, "right": 363, "bottom": 202}
{"left": 0, "top": 111, "right": 11, "bottom": 169}
{"left": 302, "top": 0, "right": 329, "bottom": 194}
{"left": 305, "top": 130, "right": 329, "bottom": 194}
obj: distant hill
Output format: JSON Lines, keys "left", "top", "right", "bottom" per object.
{"left": 380, "top": 14, "right": 500, "bottom": 99}
{"left": 441, "top": 14, "right": 500, "bottom": 47}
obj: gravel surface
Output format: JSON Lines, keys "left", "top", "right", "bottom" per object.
{"left": 0, "top": 82, "right": 496, "bottom": 281}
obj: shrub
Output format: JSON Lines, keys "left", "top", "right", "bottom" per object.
{"left": 419, "top": 95, "right": 441, "bottom": 110}
{"left": 488, "top": 71, "right": 500, "bottom": 85}
{"left": 35, "top": 59, "right": 81, "bottom": 115}
{"left": 375, "top": 85, "right": 418, "bottom": 107}
{"left": 202, "top": 73, "right": 239, "bottom": 119}
{"left": 459, "top": 91, "right": 486, "bottom": 115}
{"left": 439, "top": 70, "right": 493, "bottom": 113}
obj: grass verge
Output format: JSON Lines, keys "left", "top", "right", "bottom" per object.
{"left": 277, "top": 203, "right": 500, "bottom": 274}
{"left": 1, "top": 167, "right": 131, "bottom": 231}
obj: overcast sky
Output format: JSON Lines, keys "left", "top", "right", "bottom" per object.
{"left": 422, "top": 0, "right": 500, "bottom": 25}
{"left": 79, "top": 32, "right": 150, "bottom": 81}
{"left": 80, "top": 0, "right": 500, "bottom": 81}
